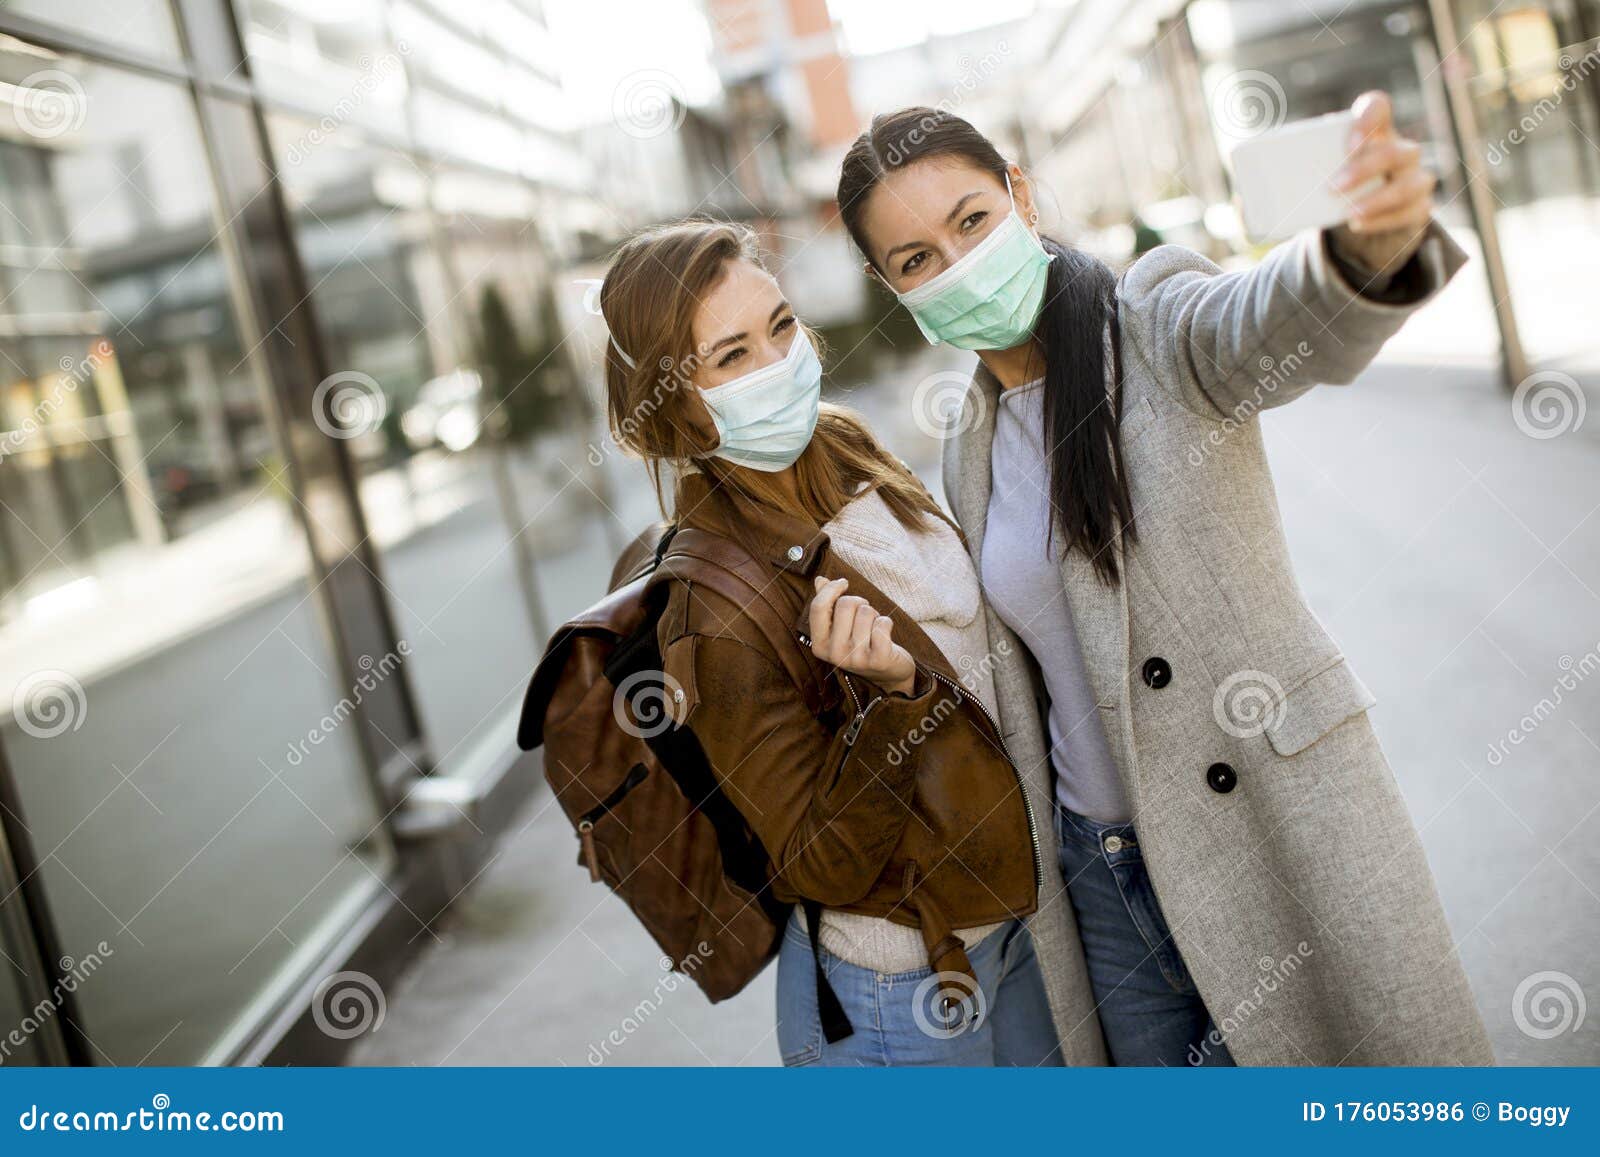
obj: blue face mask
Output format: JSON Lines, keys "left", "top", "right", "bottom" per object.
{"left": 696, "top": 332, "right": 822, "bottom": 472}
{"left": 894, "top": 173, "right": 1053, "bottom": 351}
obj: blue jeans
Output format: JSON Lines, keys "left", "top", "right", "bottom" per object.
{"left": 775, "top": 910, "right": 1063, "bottom": 1066}
{"left": 1056, "top": 803, "right": 1235, "bottom": 1067}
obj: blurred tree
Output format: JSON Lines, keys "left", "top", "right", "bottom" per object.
{"left": 476, "top": 282, "right": 588, "bottom": 443}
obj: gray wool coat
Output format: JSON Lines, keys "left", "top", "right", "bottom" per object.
{"left": 941, "top": 223, "right": 1494, "bottom": 1066}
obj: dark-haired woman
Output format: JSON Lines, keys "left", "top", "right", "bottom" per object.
{"left": 836, "top": 93, "right": 1493, "bottom": 1067}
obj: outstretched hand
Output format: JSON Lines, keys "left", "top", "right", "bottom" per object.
{"left": 1327, "top": 90, "right": 1438, "bottom": 279}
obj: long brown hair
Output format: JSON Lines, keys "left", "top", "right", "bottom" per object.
{"left": 837, "top": 107, "right": 1134, "bottom": 584}
{"left": 599, "top": 219, "right": 941, "bottom": 541}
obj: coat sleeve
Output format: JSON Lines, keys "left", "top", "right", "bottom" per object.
{"left": 1115, "top": 221, "right": 1468, "bottom": 421}
{"left": 664, "top": 631, "right": 941, "bottom": 907}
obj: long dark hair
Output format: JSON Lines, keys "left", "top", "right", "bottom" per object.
{"left": 836, "top": 107, "right": 1135, "bottom": 584}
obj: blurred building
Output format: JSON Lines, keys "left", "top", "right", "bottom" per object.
{"left": 701, "top": 0, "right": 869, "bottom": 325}
{"left": 0, "top": 0, "right": 642, "bottom": 1065}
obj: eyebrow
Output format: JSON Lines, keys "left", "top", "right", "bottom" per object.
{"left": 706, "top": 302, "right": 791, "bottom": 353}
{"left": 881, "top": 191, "right": 987, "bottom": 266}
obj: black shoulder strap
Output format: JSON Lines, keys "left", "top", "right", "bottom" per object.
{"left": 802, "top": 899, "right": 856, "bottom": 1045}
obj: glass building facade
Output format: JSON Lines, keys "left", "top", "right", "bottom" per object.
{"left": 0, "top": 0, "right": 621, "bottom": 1065}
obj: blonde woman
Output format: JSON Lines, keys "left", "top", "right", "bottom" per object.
{"left": 594, "top": 220, "right": 1061, "bottom": 1066}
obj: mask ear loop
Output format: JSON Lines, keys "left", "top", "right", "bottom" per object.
{"left": 576, "top": 278, "right": 637, "bottom": 369}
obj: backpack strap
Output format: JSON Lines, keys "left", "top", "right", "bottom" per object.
{"left": 802, "top": 899, "right": 856, "bottom": 1044}
{"left": 650, "top": 528, "right": 827, "bottom": 717}
{"left": 648, "top": 526, "right": 853, "bottom": 1044}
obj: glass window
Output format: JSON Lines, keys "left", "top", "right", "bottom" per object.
{"left": 266, "top": 114, "right": 554, "bottom": 772}
{"left": 0, "top": 0, "right": 181, "bottom": 58}
{"left": 0, "top": 897, "right": 51, "bottom": 1065}
{"left": 0, "top": 55, "right": 394, "bottom": 1065}
{"left": 233, "top": 0, "right": 411, "bottom": 141}
{"left": 1455, "top": 0, "right": 1600, "bottom": 365}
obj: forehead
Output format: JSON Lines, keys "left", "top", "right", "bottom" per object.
{"left": 690, "top": 258, "right": 781, "bottom": 345}
{"left": 857, "top": 157, "right": 1005, "bottom": 248}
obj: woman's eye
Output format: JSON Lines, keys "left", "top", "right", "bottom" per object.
{"left": 961, "top": 211, "right": 987, "bottom": 231}
{"left": 899, "top": 251, "right": 927, "bottom": 276}
{"left": 716, "top": 348, "right": 745, "bottom": 370}
{"left": 773, "top": 315, "right": 796, "bottom": 335}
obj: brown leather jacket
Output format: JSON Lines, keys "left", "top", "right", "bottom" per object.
{"left": 655, "top": 471, "right": 1041, "bottom": 977}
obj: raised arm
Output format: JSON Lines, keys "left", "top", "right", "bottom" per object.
{"left": 1116, "top": 91, "right": 1467, "bottom": 421}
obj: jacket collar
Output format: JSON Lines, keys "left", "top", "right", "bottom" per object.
{"left": 671, "top": 468, "right": 965, "bottom": 688}
{"left": 673, "top": 469, "right": 831, "bottom": 576}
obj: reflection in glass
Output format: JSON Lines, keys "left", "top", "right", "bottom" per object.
{"left": 233, "top": 0, "right": 411, "bottom": 141}
{"left": 0, "top": 1, "right": 181, "bottom": 58}
{"left": 0, "top": 57, "right": 393, "bottom": 1064}
{"left": 1456, "top": 0, "right": 1600, "bottom": 365}
{"left": 267, "top": 113, "right": 565, "bottom": 771}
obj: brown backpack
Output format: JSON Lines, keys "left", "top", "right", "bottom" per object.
{"left": 516, "top": 523, "right": 830, "bottom": 1006}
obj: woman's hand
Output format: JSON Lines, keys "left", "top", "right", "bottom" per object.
{"left": 807, "top": 576, "right": 917, "bottom": 696}
{"left": 1328, "top": 90, "right": 1438, "bottom": 279}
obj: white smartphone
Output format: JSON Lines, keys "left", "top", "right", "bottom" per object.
{"left": 1228, "top": 111, "right": 1381, "bottom": 243}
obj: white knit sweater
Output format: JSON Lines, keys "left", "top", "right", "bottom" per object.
{"left": 815, "top": 486, "right": 1005, "bottom": 973}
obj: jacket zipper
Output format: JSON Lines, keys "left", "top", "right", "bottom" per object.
{"left": 929, "top": 670, "right": 1044, "bottom": 891}
{"left": 576, "top": 762, "right": 648, "bottom": 881}
{"left": 798, "top": 622, "right": 1043, "bottom": 891}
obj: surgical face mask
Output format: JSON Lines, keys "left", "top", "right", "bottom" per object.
{"left": 894, "top": 174, "right": 1053, "bottom": 351}
{"left": 696, "top": 332, "right": 822, "bottom": 472}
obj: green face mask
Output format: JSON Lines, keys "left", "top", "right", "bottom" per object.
{"left": 894, "top": 175, "right": 1053, "bottom": 351}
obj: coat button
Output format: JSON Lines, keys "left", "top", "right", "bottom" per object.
{"left": 1141, "top": 657, "right": 1171, "bottom": 689}
{"left": 1206, "top": 762, "right": 1237, "bottom": 794}
{"left": 786, "top": 545, "right": 804, "bottom": 562}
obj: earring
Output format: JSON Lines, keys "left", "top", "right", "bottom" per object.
{"left": 1029, "top": 211, "right": 1039, "bottom": 225}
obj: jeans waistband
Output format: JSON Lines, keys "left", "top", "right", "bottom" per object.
{"left": 1054, "top": 801, "right": 1140, "bottom": 861}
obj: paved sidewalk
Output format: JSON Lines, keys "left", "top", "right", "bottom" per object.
{"left": 351, "top": 354, "right": 1600, "bottom": 1067}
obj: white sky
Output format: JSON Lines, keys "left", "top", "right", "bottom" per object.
{"left": 543, "top": 0, "right": 1047, "bottom": 122}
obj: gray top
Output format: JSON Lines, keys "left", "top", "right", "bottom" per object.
{"left": 979, "top": 377, "right": 1131, "bottom": 823}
